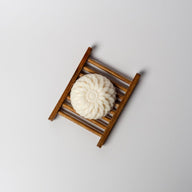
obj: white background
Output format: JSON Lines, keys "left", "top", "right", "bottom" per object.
{"left": 0, "top": 0, "right": 192, "bottom": 192}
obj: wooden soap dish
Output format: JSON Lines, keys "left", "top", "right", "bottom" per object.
{"left": 48, "top": 47, "right": 140, "bottom": 148}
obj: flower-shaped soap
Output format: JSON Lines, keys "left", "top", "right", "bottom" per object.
{"left": 70, "top": 74, "right": 116, "bottom": 119}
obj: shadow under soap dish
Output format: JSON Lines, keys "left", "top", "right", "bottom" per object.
{"left": 48, "top": 47, "right": 140, "bottom": 148}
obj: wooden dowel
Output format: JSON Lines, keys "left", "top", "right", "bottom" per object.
{"left": 97, "top": 73, "right": 141, "bottom": 147}
{"left": 117, "top": 93, "right": 124, "bottom": 101}
{"left": 62, "top": 103, "right": 107, "bottom": 130}
{"left": 87, "top": 58, "right": 132, "bottom": 85}
{"left": 58, "top": 111, "right": 103, "bottom": 137}
{"left": 65, "top": 95, "right": 111, "bottom": 123}
{"left": 101, "top": 116, "right": 111, "bottom": 123}
{"left": 48, "top": 47, "right": 92, "bottom": 121}
{"left": 83, "top": 66, "right": 128, "bottom": 92}
{"left": 66, "top": 98, "right": 114, "bottom": 116}
{"left": 109, "top": 110, "right": 115, "bottom": 115}
{"left": 66, "top": 95, "right": 70, "bottom": 101}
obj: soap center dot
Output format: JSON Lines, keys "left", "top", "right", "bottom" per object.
{"left": 87, "top": 91, "right": 97, "bottom": 102}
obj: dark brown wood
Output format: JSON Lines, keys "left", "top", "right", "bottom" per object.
{"left": 62, "top": 103, "right": 107, "bottom": 130}
{"left": 49, "top": 47, "right": 141, "bottom": 148}
{"left": 88, "top": 58, "right": 132, "bottom": 84}
{"left": 58, "top": 111, "right": 103, "bottom": 137}
{"left": 97, "top": 73, "right": 141, "bottom": 147}
{"left": 83, "top": 66, "right": 128, "bottom": 92}
{"left": 48, "top": 47, "right": 92, "bottom": 120}
{"left": 100, "top": 116, "right": 111, "bottom": 123}
{"left": 117, "top": 94, "right": 124, "bottom": 101}
{"left": 66, "top": 95, "right": 111, "bottom": 123}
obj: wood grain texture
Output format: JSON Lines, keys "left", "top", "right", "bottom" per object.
{"left": 97, "top": 73, "right": 141, "bottom": 147}
{"left": 88, "top": 58, "right": 132, "bottom": 84}
{"left": 58, "top": 111, "right": 103, "bottom": 137}
{"left": 66, "top": 95, "right": 111, "bottom": 123}
{"left": 117, "top": 94, "right": 124, "bottom": 101}
{"left": 49, "top": 47, "right": 141, "bottom": 148}
{"left": 83, "top": 66, "right": 128, "bottom": 92}
{"left": 48, "top": 47, "right": 92, "bottom": 121}
{"left": 62, "top": 103, "right": 107, "bottom": 130}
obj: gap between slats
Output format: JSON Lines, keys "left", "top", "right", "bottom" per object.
{"left": 58, "top": 110, "right": 103, "bottom": 137}
{"left": 78, "top": 73, "right": 125, "bottom": 102}
{"left": 62, "top": 103, "right": 108, "bottom": 130}
{"left": 87, "top": 58, "right": 132, "bottom": 85}
{"left": 66, "top": 92, "right": 116, "bottom": 116}
{"left": 66, "top": 95, "right": 113, "bottom": 122}
{"left": 83, "top": 66, "right": 127, "bottom": 92}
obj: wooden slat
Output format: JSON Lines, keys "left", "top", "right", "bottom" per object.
{"left": 83, "top": 66, "right": 128, "bottom": 92}
{"left": 58, "top": 111, "right": 103, "bottom": 137}
{"left": 66, "top": 95, "right": 70, "bottom": 101}
{"left": 65, "top": 97, "right": 115, "bottom": 116}
{"left": 66, "top": 95, "right": 111, "bottom": 123}
{"left": 101, "top": 116, "right": 111, "bottom": 122}
{"left": 49, "top": 46, "right": 141, "bottom": 148}
{"left": 117, "top": 94, "right": 124, "bottom": 101}
{"left": 74, "top": 74, "right": 122, "bottom": 115}
{"left": 109, "top": 110, "right": 115, "bottom": 115}
{"left": 62, "top": 103, "right": 107, "bottom": 130}
{"left": 97, "top": 73, "right": 141, "bottom": 147}
{"left": 48, "top": 47, "right": 92, "bottom": 121}
{"left": 88, "top": 58, "right": 132, "bottom": 85}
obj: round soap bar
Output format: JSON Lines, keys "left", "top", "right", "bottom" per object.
{"left": 70, "top": 73, "right": 116, "bottom": 119}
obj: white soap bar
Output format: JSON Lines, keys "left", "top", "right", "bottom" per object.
{"left": 70, "top": 74, "right": 116, "bottom": 119}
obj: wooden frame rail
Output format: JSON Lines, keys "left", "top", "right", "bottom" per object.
{"left": 49, "top": 47, "right": 141, "bottom": 148}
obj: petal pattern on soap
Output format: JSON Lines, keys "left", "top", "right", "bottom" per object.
{"left": 70, "top": 74, "right": 116, "bottom": 120}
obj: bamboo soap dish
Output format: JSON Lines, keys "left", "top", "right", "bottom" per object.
{"left": 48, "top": 47, "right": 140, "bottom": 148}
